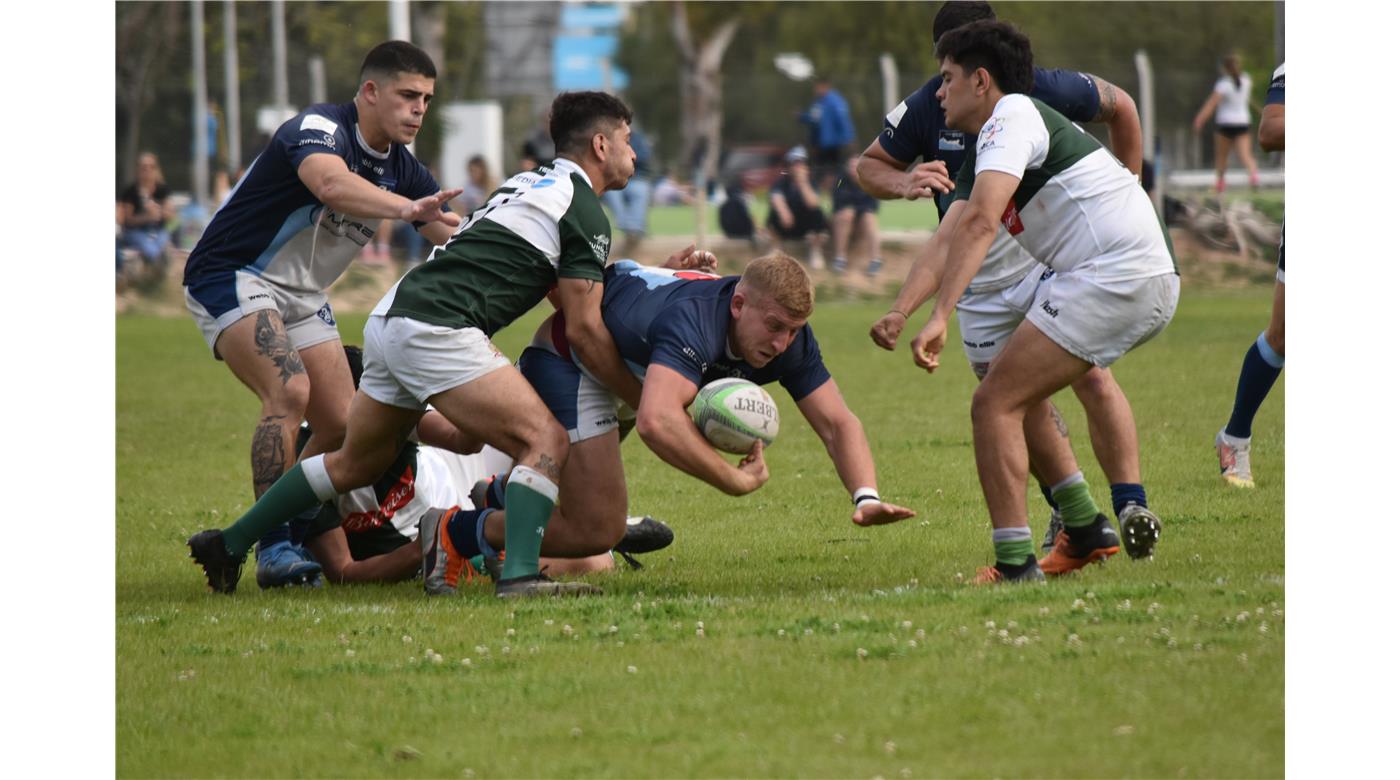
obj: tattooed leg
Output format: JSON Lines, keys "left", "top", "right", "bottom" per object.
{"left": 251, "top": 414, "right": 290, "bottom": 498}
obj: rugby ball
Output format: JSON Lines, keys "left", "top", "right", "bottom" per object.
{"left": 689, "top": 378, "right": 779, "bottom": 454}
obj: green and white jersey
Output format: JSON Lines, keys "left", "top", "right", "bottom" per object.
{"left": 375, "top": 157, "right": 612, "bottom": 334}
{"left": 954, "top": 95, "right": 1175, "bottom": 282}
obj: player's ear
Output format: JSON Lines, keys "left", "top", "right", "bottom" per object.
{"left": 730, "top": 289, "right": 746, "bottom": 317}
{"left": 592, "top": 130, "right": 609, "bottom": 163}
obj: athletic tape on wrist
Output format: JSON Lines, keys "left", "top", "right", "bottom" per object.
{"left": 852, "top": 486, "right": 880, "bottom": 506}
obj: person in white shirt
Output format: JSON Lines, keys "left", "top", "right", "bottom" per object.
{"left": 1192, "top": 54, "right": 1260, "bottom": 193}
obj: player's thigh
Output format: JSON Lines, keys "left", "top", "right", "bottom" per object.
{"left": 326, "top": 390, "right": 425, "bottom": 490}
{"left": 299, "top": 339, "right": 355, "bottom": 438}
{"left": 428, "top": 366, "right": 568, "bottom": 464}
{"left": 559, "top": 431, "right": 628, "bottom": 544}
{"left": 978, "top": 321, "right": 1093, "bottom": 415}
{"left": 215, "top": 310, "right": 310, "bottom": 409}
{"left": 1024, "top": 269, "right": 1178, "bottom": 369}
{"left": 1213, "top": 133, "right": 1231, "bottom": 162}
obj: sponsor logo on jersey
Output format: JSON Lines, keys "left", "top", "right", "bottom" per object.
{"left": 938, "top": 130, "right": 965, "bottom": 151}
{"left": 297, "top": 134, "right": 336, "bottom": 149}
{"left": 885, "top": 101, "right": 909, "bottom": 129}
{"left": 1040, "top": 300, "right": 1060, "bottom": 318}
{"left": 343, "top": 465, "right": 416, "bottom": 533}
{"left": 531, "top": 178, "right": 557, "bottom": 189}
{"left": 977, "top": 118, "right": 1005, "bottom": 153}
{"left": 589, "top": 233, "right": 611, "bottom": 263}
{"left": 1000, "top": 200, "right": 1024, "bottom": 235}
{"left": 300, "top": 113, "right": 339, "bottom": 135}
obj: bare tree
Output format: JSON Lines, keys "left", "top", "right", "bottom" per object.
{"left": 671, "top": 2, "right": 739, "bottom": 188}
{"left": 116, "top": 2, "right": 182, "bottom": 188}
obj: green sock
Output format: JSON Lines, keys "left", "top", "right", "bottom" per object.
{"left": 1051, "top": 475, "right": 1101, "bottom": 528}
{"left": 501, "top": 466, "right": 558, "bottom": 580}
{"left": 992, "top": 527, "right": 1035, "bottom": 566}
{"left": 221, "top": 460, "right": 325, "bottom": 557}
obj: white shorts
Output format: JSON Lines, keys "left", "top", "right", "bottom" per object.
{"left": 184, "top": 270, "right": 339, "bottom": 358}
{"left": 956, "top": 263, "right": 1050, "bottom": 374}
{"left": 359, "top": 314, "right": 512, "bottom": 411}
{"left": 517, "top": 346, "right": 621, "bottom": 443}
{"left": 1025, "top": 269, "right": 1180, "bottom": 368}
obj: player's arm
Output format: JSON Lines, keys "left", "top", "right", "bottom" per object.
{"left": 416, "top": 220, "right": 457, "bottom": 248}
{"left": 1258, "top": 103, "right": 1285, "bottom": 152}
{"left": 414, "top": 411, "right": 484, "bottom": 455}
{"left": 1193, "top": 92, "right": 1222, "bottom": 132}
{"left": 855, "top": 140, "right": 953, "bottom": 201}
{"left": 869, "top": 200, "right": 962, "bottom": 350}
{"left": 794, "top": 379, "right": 915, "bottom": 526}
{"left": 557, "top": 277, "right": 643, "bottom": 411}
{"left": 911, "top": 171, "right": 1019, "bottom": 373}
{"left": 770, "top": 190, "right": 795, "bottom": 228}
{"left": 634, "top": 363, "right": 768, "bottom": 496}
{"left": 296, "top": 154, "right": 462, "bottom": 226}
{"left": 1087, "top": 74, "right": 1143, "bottom": 178}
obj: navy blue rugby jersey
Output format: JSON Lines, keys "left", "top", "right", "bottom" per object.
{"left": 1266, "top": 63, "right": 1285, "bottom": 106}
{"left": 879, "top": 67, "right": 1100, "bottom": 218}
{"left": 184, "top": 102, "right": 441, "bottom": 292}
{"left": 589, "top": 261, "right": 831, "bottom": 401}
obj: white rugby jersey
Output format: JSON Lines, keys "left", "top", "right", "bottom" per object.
{"left": 953, "top": 94, "right": 1175, "bottom": 282}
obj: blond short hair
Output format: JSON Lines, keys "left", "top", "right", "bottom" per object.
{"left": 738, "top": 252, "right": 814, "bottom": 318}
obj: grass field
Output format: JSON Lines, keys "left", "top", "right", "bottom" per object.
{"left": 116, "top": 287, "right": 1283, "bottom": 778}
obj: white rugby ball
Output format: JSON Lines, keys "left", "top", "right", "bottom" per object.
{"left": 689, "top": 378, "right": 779, "bottom": 454}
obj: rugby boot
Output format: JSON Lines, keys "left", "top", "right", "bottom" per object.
{"left": 971, "top": 556, "right": 1046, "bottom": 585}
{"left": 614, "top": 515, "right": 676, "bottom": 570}
{"left": 420, "top": 507, "right": 470, "bottom": 596}
{"left": 495, "top": 573, "right": 603, "bottom": 600}
{"left": 1215, "top": 429, "right": 1255, "bottom": 488}
{"left": 188, "top": 529, "right": 246, "bottom": 594}
{"left": 1118, "top": 503, "right": 1162, "bottom": 560}
{"left": 1041, "top": 509, "right": 1064, "bottom": 555}
{"left": 1039, "top": 513, "right": 1121, "bottom": 576}
{"left": 255, "top": 540, "right": 323, "bottom": 589}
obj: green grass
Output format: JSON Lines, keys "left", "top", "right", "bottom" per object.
{"left": 117, "top": 287, "right": 1283, "bottom": 778}
{"left": 635, "top": 197, "right": 939, "bottom": 239}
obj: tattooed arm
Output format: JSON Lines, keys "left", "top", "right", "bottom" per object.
{"left": 1088, "top": 74, "right": 1143, "bottom": 179}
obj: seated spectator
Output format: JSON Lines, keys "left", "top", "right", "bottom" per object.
{"left": 766, "top": 146, "right": 828, "bottom": 269}
{"left": 718, "top": 182, "right": 757, "bottom": 245}
{"left": 116, "top": 152, "right": 175, "bottom": 272}
{"left": 830, "top": 155, "right": 883, "bottom": 276}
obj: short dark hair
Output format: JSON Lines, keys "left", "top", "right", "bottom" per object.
{"left": 933, "top": 1, "right": 996, "bottom": 45}
{"left": 359, "top": 40, "right": 436, "bottom": 85}
{"left": 935, "top": 19, "right": 1033, "bottom": 95}
{"left": 549, "top": 91, "right": 633, "bottom": 158}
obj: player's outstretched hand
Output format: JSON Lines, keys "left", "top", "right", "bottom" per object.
{"left": 902, "top": 161, "right": 954, "bottom": 200}
{"left": 402, "top": 189, "right": 464, "bottom": 227}
{"left": 663, "top": 244, "right": 719, "bottom": 273}
{"left": 869, "top": 311, "right": 908, "bottom": 351}
{"left": 734, "top": 440, "right": 770, "bottom": 495}
{"left": 852, "top": 501, "right": 917, "bottom": 527}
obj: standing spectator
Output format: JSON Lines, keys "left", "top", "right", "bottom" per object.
{"left": 830, "top": 155, "right": 882, "bottom": 276}
{"left": 459, "top": 154, "right": 499, "bottom": 214}
{"left": 799, "top": 77, "right": 855, "bottom": 191}
{"left": 767, "top": 146, "right": 829, "bottom": 270}
{"left": 1193, "top": 54, "right": 1260, "bottom": 193}
{"left": 602, "top": 122, "right": 654, "bottom": 255}
{"left": 117, "top": 152, "right": 175, "bottom": 273}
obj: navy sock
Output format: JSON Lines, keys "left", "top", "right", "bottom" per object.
{"left": 1110, "top": 483, "right": 1148, "bottom": 517}
{"left": 445, "top": 508, "right": 488, "bottom": 559}
{"left": 287, "top": 505, "right": 318, "bottom": 547}
{"left": 1225, "top": 334, "right": 1283, "bottom": 439}
{"left": 255, "top": 523, "right": 291, "bottom": 555}
{"left": 1039, "top": 481, "right": 1060, "bottom": 512}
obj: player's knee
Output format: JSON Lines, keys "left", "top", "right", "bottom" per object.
{"left": 1071, "top": 369, "right": 1117, "bottom": 403}
{"left": 521, "top": 419, "right": 570, "bottom": 471}
{"left": 263, "top": 376, "right": 312, "bottom": 419}
{"left": 1265, "top": 323, "right": 1284, "bottom": 357}
{"left": 970, "top": 383, "right": 1009, "bottom": 423}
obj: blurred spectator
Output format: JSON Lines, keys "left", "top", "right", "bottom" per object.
{"left": 652, "top": 172, "right": 695, "bottom": 206}
{"left": 522, "top": 109, "right": 555, "bottom": 168}
{"left": 798, "top": 77, "right": 855, "bottom": 192}
{"left": 830, "top": 155, "right": 882, "bottom": 276}
{"left": 766, "top": 146, "right": 829, "bottom": 269}
{"left": 1193, "top": 53, "right": 1260, "bottom": 193}
{"left": 602, "top": 122, "right": 654, "bottom": 255}
{"left": 459, "top": 154, "right": 499, "bottom": 214}
{"left": 116, "top": 151, "right": 175, "bottom": 273}
{"left": 718, "top": 182, "right": 757, "bottom": 246}
{"left": 518, "top": 141, "right": 542, "bottom": 173}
